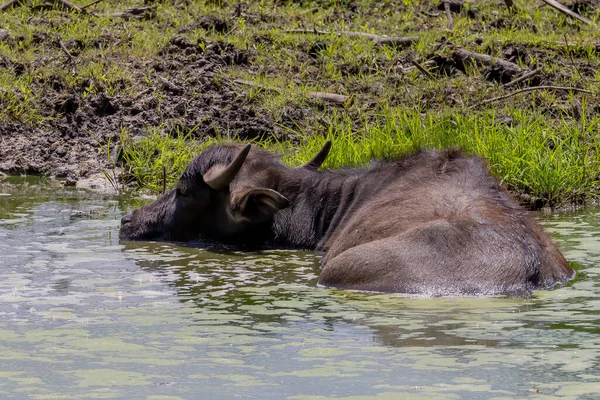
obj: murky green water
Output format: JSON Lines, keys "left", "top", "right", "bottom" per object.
{"left": 1, "top": 178, "right": 600, "bottom": 399}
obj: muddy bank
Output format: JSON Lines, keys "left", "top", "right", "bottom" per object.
{"left": 1, "top": 0, "right": 599, "bottom": 206}
{"left": 0, "top": 34, "right": 307, "bottom": 184}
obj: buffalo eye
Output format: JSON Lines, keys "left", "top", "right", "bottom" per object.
{"left": 176, "top": 187, "right": 191, "bottom": 198}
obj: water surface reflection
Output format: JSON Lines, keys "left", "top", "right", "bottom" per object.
{"left": 0, "top": 179, "right": 599, "bottom": 399}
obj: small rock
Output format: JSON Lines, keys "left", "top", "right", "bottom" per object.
{"left": 174, "top": 101, "right": 186, "bottom": 115}
{"left": 498, "top": 116, "right": 514, "bottom": 126}
{"left": 76, "top": 172, "right": 119, "bottom": 193}
{"left": 0, "top": 29, "right": 9, "bottom": 42}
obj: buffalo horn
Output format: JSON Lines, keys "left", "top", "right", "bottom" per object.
{"left": 204, "top": 144, "right": 251, "bottom": 191}
{"left": 300, "top": 140, "right": 332, "bottom": 169}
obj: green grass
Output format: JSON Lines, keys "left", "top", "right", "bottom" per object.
{"left": 121, "top": 105, "right": 600, "bottom": 207}
{"left": 119, "top": 125, "right": 205, "bottom": 193}
{"left": 1, "top": 0, "right": 599, "bottom": 207}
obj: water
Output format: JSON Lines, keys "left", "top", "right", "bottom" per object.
{"left": 1, "top": 178, "right": 599, "bottom": 399}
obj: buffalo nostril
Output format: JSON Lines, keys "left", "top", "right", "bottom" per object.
{"left": 121, "top": 213, "right": 133, "bottom": 226}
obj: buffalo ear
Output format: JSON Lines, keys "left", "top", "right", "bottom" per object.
{"left": 231, "top": 188, "right": 289, "bottom": 224}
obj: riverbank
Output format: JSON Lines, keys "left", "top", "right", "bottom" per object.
{"left": 1, "top": 0, "right": 599, "bottom": 208}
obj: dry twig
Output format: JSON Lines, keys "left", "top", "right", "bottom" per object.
{"left": 0, "top": 0, "right": 20, "bottom": 11}
{"left": 103, "top": 5, "right": 157, "bottom": 19}
{"left": 410, "top": 59, "right": 436, "bottom": 79}
{"left": 82, "top": 0, "right": 105, "bottom": 10}
{"left": 233, "top": 79, "right": 350, "bottom": 104}
{"left": 133, "top": 88, "right": 153, "bottom": 100}
{"left": 157, "top": 75, "right": 183, "bottom": 94}
{"left": 55, "top": 35, "right": 74, "bottom": 61}
{"left": 541, "top": 0, "right": 593, "bottom": 25}
{"left": 307, "top": 91, "right": 349, "bottom": 103}
{"left": 468, "top": 85, "right": 595, "bottom": 109}
{"left": 455, "top": 48, "right": 522, "bottom": 74}
{"left": 284, "top": 29, "right": 419, "bottom": 46}
{"left": 502, "top": 67, "right": 542, "bottom": 88}
{"left": 444, "top": 1, "right": 454, "bottom": 29}
{"left": 56, "top": 0, "right": 85, "bottom": 13}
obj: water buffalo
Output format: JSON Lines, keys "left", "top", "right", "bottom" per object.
{"left": 119, "top": 142, "right": 574, "bottom": 295}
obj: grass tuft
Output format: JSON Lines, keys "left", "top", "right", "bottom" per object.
{"left": 122, "top": 106, "right": 600, "bottom": 207}
{"left": 1, "top": 0, "right": 599, "bottom": 207}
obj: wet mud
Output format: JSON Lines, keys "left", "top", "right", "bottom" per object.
{"left": 0, "top": 33, "right": 306, "bottom": 183}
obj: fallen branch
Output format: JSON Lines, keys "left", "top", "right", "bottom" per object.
{"left": 55, "top": 0, "right": 85, "bottom": 13}
{"left": 233, "top": 79, "right": 349, "bottom": 104}
{"left": 284, "top": 29, "right": 419, "bottom": 46}
{"left": 502, "top": 67, "right": 542, "bottom": 88}
{"left": 0, "top": 0, "right": 20, "bottom": 11}
{"left": 541, "top": 0, "right": 593, "bottom": 26}
{"left": 468, "top": 85, "right": 595, "bottom": 109}
{"left": 56, "top": 35, "right": 73, "bottom": 61}
{"left": 307, "top": 91, "right": 349, "bottom": 103}
{"left": 444, "top": 1, "right": 454, "bottom": 29}
{"left": 454, "top": 47, "right": 522, "bottom": 74}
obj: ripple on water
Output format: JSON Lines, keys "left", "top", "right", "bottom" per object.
{"left": 1, "top": 181, "right": 600, "bottom": 399}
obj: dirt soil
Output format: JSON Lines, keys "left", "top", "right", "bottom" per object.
{"left": 0, "top": 34, "right": 290, "bottom": 184}
{"left": 0, "top": 1, "right": 599, "bottom": 191}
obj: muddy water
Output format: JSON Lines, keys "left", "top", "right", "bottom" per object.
{"left": 1, "top": 178, "right": 599, "bottom": 400}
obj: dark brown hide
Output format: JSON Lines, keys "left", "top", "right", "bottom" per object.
{"left": 119, "top": 144, "right": 574, "bottom": 295}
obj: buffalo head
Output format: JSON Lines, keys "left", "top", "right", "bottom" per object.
{"left": 119, "top": 142, "right": 331, "bottom": 244}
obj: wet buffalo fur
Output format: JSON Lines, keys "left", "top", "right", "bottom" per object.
{"left": 119, "top": 143, "right": 574, "bottom": 296}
